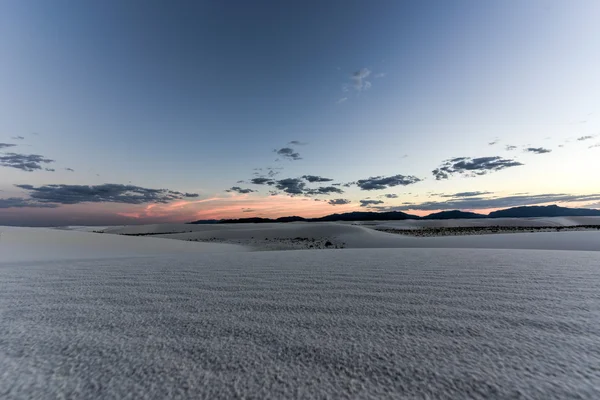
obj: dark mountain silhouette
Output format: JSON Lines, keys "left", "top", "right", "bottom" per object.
{"left": 189, "top": 204, "right": 600, "bottom": 224}
{"left": 422, "top": 210, "right": 486, "bottom": 219}
{"left": 488, "top": 205, "right": 600, "bottom": 218}
{"left": 313, "top": 211, "right": 419, "bottom": 222}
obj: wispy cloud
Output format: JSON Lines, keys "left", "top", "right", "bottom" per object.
{"left": 440, "top": 191, "right": 494, "bottom": 198}
{"left": 336, "top": 97, "right": 348, "bottom": 104}
{"left": 225, "top": 186, "right": 256, "bottom": 194}
{"left": 355, "top": 174, "right": 421, "bottom": 190}
{"left": 65, "top": 167, "right": 75, "bottom": 172}
{"left": 288, "top": 140, "right": 308, "bottom": 146}
{"left": 0, "top": 197, "right": 60, "bottom": 209}
{"left": 578, "top": 135, "right": 596, "bottom": 141}
{"left": 352, "top": 68, "right": 372, "bottom": 91}
{"left": 328, "top": 198, "right": 351, "bottom": 205}
{"left": 274, "top": 147, "right": 302, "bottom": 161}
{"left": 525, "top": 147, "right": 552, "bottom": 154}
{"left": 360, "top": 199, "right": 384, "bottom": 207}
{"left": 0, "top": 153, "right": 55, "bottom": 171}
{"left": 15, "top": 183, "right": 198, "bottom": 205}
{"left": 505, "top": 145, "right": 517, "bottom": 151}
{"left": 302, "top": 175, "right": 333, "bottom": 183}
{"left": 0, "top": 143, "right": 17, "bottom": 149}
{"left": 433, "top": 156, "right": 523, "bottom": 180}
{"left": 10, "top": 136, "right": 25, "bottom": 140}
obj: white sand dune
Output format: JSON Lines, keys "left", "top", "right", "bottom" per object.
{"left": 368, "top": 216, "right": 600, "bottom": 229}
{"left": 0, "top": 226, "right": 248, "bottom": 262}
{"left": 102, "top": 221, "right": 600, "bottom": 252}
{"left": 1, "top": 234, "right": 600, "bottom": 398}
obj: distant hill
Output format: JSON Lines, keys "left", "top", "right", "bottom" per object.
{"left": 313, "top": 211, "right": 419, "bottom": 222}
{"left": 422, "top": 210, "right": 486, "bottom": 220}
{"left": 189, "top": 204, "right": 600, "bottom": 224}
{"left": 488, "top": 205, "right": 600, "bottom": 218}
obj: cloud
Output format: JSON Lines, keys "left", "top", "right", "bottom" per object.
{"left": 488, "top": 140, "right": 499, "bottom": 146}
{"left": 304, "top": 186, "right": 344, "bottom": 196}
{"left": 288, "top": 141, "right": 308, "bottom": 146}
{"left": 226, "top": 186, "right": 256, "bottom": 194}
{"left": 241, "top": 208, "right": 255, "bottom": 213}
{"left": 275, "top": 147, "right": 302, "bottom": 161}
{"left": 525, "top": 147, "right": 552, "bottom": 154}
{"left": 0, "top": 143, "right": 17, "bottom": 149}
{"left": 0, "top": 197, "right": 60, "bottom": 209}
{"left": 11, "top": 136, "right": 25, "bottom": 140}
{"left": 374, "top": 72, "right": 386, "bottom": 78}
{"left": 184, "top": 193, "right": 199, "bottom": 198}
{"left": 577, "top": 136, "right": 595, "bottom": 141}
{"left": 505, "top": 145, "right": 517, "bottom": 151}
{"left": 65, "top": 167, "right": 75, "bottom": 172}
{"left": 590, "top": 143, "right": 600, "bottom": 149}
{"left": 440, "top": 191, "right": 494, "bottom": 198}
{"left": 302, "top": 175, "right": 333, "bottom": 183}
{"left": 250, "top": 177, "right": 276, "bottom": 185}
{"left": 381, "top": 193, "right": 398, "bottom": 199}
{"left": 336, "top": 97, "right": 348, "bottom": 104}
{"left": 360, "top": 199, "right": 384, "bottom": 207}
{"left": 394, "top": 193, "right": 600, "bottom": 211}
{"left": 432, "top": 156, "right": 523, "bottom": 180}
{"left": 274, "top": 178, "right": 305, "bottom": 195}
{"left": 328, "top": 198, "right": 351, "bottom": 205}
{"left": 0, "top": 153, "right": 55, "bottom": 171}
{"left": 352, "top": 68, "right": 371, "bottom": 91}
{"left": 45, "top": 168, "right": 55, "bottom": 172}
{"left": 355, "top": 174, "right": 421, "bottom": 190}
{"left": 15, "top": 183, "right": 197, "bottom": 205}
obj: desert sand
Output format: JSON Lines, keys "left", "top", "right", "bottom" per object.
{"left": 1, "top": 222, "right": 599, "bottom": 399}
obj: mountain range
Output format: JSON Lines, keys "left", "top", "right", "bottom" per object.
{"left": 189, "top": 205, "right": 600, "bottom": 224}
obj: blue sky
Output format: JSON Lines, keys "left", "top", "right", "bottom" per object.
{"left": 1, "top": 0, "right": 599, "bottom": 225}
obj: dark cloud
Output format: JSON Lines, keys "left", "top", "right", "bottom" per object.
{"left": 65, "top": 167, "right": 75, "bottom": 172}
{"left": 0, "top": 143, "right": 17, "bottom": 149}
{"left": 381, "top": 193, "right": 398, "bottom": 199}
{"left": 394, "top": 193, "right": 600, "bottom": 211}
{"left": 360, "top": 199, "right": 384, "bottom": 207}
{"left": 275, "top": 147, "right": 302, "bottom": 161}
{"left": 0, "top": 197, "right": 60, "bottom": 209}
{"left": 356, "top": 174, "right": 421, "bottom": 190}
{"left": 15, "top": 183, "right": 196, "bottom": 205}
{"left": 488, "top": 140, "right": 499, "bottom": 146}
{"left": 288, "top": 140, "right": 308, "bottom": 146}
{"left": 274, "top": 178, "right": 305, "bottom": 195}
{"left": 328, "top": 198, "right": 351, "bottom": 205}
{"left": 302, "top": 175, "right": 333, "bottom": 183}
{"left": 45, "top": 168, "right": 55, "bottom": 172}
{"left": 590, "top": 143, "right": 600, "bottom": 149}
{"left": 250, "top": 177, "right": 276, "bottom": 185}
{"left": 577, "top": 136, "right": 595, "bottom": 141}
{"left": 11, "top": 136, "right": 25, "bottom": 140}
{"left": 241, "top": 208, "right": 255, "bottom": 213}
{"left": 226, "top": 186, "right": 256, "bottom": 194}
{"left": 440, "top": 191, "right": 494, "bottom": 198}
{"left": 184, "top": 193, "right": 199, "bottom": 198}
{"left": 505, "top": 145, "right": 517, "bottom": 151}
{"left": 525, "top": 147, "right": 552, "bottom": 154}
{"left": 0, "top": 153, "right": 55, "bottom": 171}
{"left": 432, "top": 156, "right": 523, "bottom": 180}
{"left": 304, "top": 186, "right": 344, "bottom": 196}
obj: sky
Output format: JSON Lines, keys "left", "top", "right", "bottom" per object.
{"left": 1, "top": 0, "right": 600, "bottom": 226}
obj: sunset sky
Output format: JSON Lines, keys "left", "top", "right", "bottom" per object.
{"left": 1, "top": 0, "right": 599, "bottom": 226}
